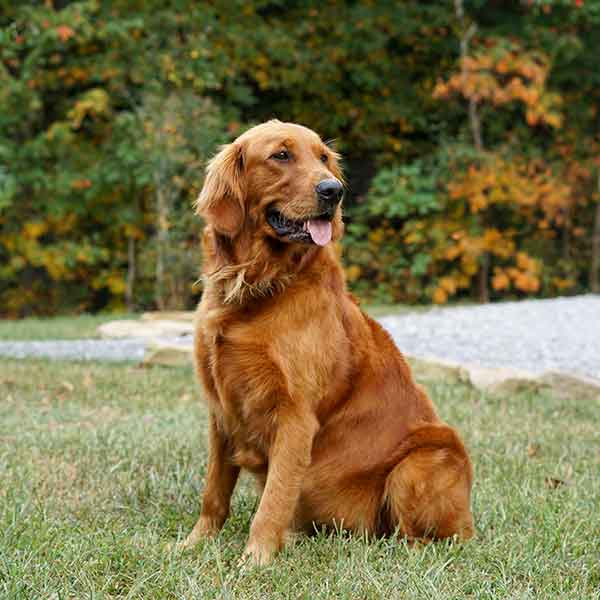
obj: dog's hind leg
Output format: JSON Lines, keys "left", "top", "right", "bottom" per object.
{"left": 383, "top": 424, "right": 474, "bottom": 542}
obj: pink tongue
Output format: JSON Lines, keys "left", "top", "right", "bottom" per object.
{"left": 306, "top": 219, "right": 332, "bottom": 246}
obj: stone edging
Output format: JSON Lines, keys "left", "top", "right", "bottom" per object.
{"left": 408, "top": 355, "right": 600, "bottom": 400}
{"left": 108, "top": 313, "right": 600, "bottom": 400}
{"left": 139, "top": 339, "right": 600, "bottom": 400}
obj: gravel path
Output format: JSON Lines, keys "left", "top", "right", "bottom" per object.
{"left": 0, "top": 337, "right": 186, "bottom": 363}
{"left": 0, "top": 338, "right": 147, "bottom": 362}
{"left": 380, "top": 295, "right": 600, "bottom": 379}
{"left": 1, "top": 295, "right": 598, "bottom": 379}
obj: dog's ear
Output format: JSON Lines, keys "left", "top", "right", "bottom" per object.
{"left": 195, "top": 142, "right": 245, "bottom": 237}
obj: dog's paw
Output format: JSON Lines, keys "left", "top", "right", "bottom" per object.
{"left": 239, "top": 537, "right": 279, "bottom": 567}
{"left": 176, "top": 516, "right": 221, "bottom": 552}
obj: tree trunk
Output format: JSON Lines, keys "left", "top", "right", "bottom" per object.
{"left": 455, "top": 0, "right": 488, "bottom": 302}
{"left": 478, "top": 253, "right": 490, "bottom": 303}
{"left": 155, "top": 184, "right": 168, "bottom": 311}
{"left": 468, "top": 98, "right": 484, "bottom": 153}
{"left": 562, "top": 204, "right": 572, "bottom": 262}
{"left": 591, "top": 172, "right": 600, "bottom": 293}
{"left": 126, "top": 236, "right": 136, "bottom": 312}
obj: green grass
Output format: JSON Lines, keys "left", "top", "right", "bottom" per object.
{"left": 362, "top": 303, "right": 430, "bottom": 318}
{"left": 1, "top": 359, "right": 599, "bottom": 599}
{"left": 363, "top": 300, "right": 477, "bottom": 318}
{"left": 0, "top": 314, "right": 137, "bottom": 341}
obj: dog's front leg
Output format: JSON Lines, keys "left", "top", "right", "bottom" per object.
{"left": 243, "top": 405, "right": 318, "bottom": 566}
{"left": 182, "top": 413, "right": 240, "bottom": 549}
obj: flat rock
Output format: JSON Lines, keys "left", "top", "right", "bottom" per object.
{"left": 407, "top": 356, "right": 469, "bottom": 384}
{"left": 407, "top": 352, "right": 600, "bottom": 399}
{"left": 141, "top": 311, "right": 195, "bottom": 322}
{"left": 465, "top": 365, "right": 542, "bottom": 394}
{"left": 538, "top": 370, "right": 600, "bottom": 400}
{"left": 97, "top": 319, "right": 193, "bottom": 339}
{"left": 142, "top": 342, "right": 194, "bottom": 367}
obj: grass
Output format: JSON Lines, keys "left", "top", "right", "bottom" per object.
{"left": 0, "top": 314, "right": 138, "bottom": 341}
{"left": 362, "top": 303, "right": 430, "bottom": 318}
{"left": 1, "top": 359, "right": 599, "bottom": 599}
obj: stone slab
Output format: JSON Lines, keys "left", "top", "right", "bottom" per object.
{"left": 142, "top": 342, "right": 194, "bottom": 367}
{"left": 141, "top": 311, "right": 195, "bottom": 322}
{"left": 98, "top": 319, "right": 193, "bottom": 339}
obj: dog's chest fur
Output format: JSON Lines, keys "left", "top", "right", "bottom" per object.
{"left": 196, "top": 282, "right": 353, "bottom": 473}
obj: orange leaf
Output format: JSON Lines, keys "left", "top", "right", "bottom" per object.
{"left": 72, "top": 178, "right": 92, "bottom": 190}
{"left": 56, "top": 25, "right": 75, "bottom": 42}
{"left": 492, "top": 271, "right": 510, "bottom": 291}
{"left": 432, "top": 287, "right": 448, "bottom": 304}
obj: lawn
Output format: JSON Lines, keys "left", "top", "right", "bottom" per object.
{"left": 0, "top": 314, "right": 137, "bottom": 341}
{"left": 1, "top": 358, "right": 598, "bottom": 599}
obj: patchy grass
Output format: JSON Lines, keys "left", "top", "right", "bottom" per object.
{"left": 0, "top": 314, "right": 137, "bottom": 341}
{"left": 362, "top": 303, "right": 430, "bottom": 318}
{"left": 363, "top": 300, "right": 478, "bottom": 318}
{"left": 1, "top": 359, "right": 599, "bottom": 599}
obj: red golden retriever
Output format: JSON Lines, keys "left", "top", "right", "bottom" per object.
{"left": 182, "top": 120, "right": 474, "bottom": 565}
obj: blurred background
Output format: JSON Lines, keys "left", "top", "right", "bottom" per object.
{"left": 1, "top": 0, "right": 599, "bottom": 318}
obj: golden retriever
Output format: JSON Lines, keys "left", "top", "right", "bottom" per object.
{"left": 182, "top": 120, "right": 474, "bottom": 565}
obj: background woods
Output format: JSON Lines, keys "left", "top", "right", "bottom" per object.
{"left": 1, "top": 1, "right": 599, "bottom": 316}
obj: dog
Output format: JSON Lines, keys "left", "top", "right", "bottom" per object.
{"left": 182, "top": 120, "right": 474, "bottom": 565}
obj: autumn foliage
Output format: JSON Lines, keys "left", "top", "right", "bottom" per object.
{"left": 1, "top": 1, "right": 599, "bottom": 315}
{"left": 432, "top": 39, "right": 563, "bottom": 129}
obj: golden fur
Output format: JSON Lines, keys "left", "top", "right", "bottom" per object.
{"left": 182, "top": 121, "right": 474, "bottom": 565}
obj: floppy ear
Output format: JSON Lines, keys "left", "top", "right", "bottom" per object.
{"left": 195, "top": 142, "right": 245, "bottom": 236}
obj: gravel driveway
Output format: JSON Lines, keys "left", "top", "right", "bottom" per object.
{"left": 1, "top": 295, "right": 598, "bottom": 380}
{"left": 380, "top": 295, "right": 599, "bottom": 380}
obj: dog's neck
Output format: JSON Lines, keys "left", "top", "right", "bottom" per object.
{"left": 201, "top": 226, "right": 327, "bottom": 306}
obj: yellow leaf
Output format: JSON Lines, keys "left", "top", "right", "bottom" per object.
{"left": 23, "top": 222, "right": 48, "bottom": 240}
{"left": 345, "top": 265, "right": 362, "bottom": 282}
{"left": 368, "top": 229, "right": 385, "bottom": 244}
{"left": 439, "top": 276, "right": 457, "bottom": 294}
{"left": 106, "top": 275, "right": 126, "bottom": 295}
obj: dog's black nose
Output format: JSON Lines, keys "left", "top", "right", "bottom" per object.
{"left": 316, "top": 178, "right": 343, "bottom": 211}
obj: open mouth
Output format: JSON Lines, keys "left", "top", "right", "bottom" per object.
{"left": 266, "top": 208, "right": 334, "bottom": 246}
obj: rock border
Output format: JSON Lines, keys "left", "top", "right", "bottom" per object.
{"left": 137, "top": 331, "right": 600, "bottom": 400}
{"left": 98, "top": 313, "right": 600, "bottom": 400}
{"left": 408, "top": 355, "right": 600, "bottom": 400}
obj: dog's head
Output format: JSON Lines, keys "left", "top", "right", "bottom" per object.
{"left": 196, "top": 120, "right": 344, "bottom": 248}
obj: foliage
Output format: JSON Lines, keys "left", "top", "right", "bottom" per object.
{"left": 432, "top": 37, "right": 563, "bottom": 129}
{"left": 0, "top": 1, "right": 235, "bottom": 315}
{"left": 344, "top": 2, "right": 600, "bottom": 305}
{"left": 1, "top": 1, "right": 599, "bottom": 314}
{"left": 344, "top": 160, "right": 444, "bottom": 304}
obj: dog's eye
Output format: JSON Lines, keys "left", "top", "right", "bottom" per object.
{"left": 320, "top": 153, "right": 328, "bottom": 163}
{"left": 271, "top": 150, "right": 290, "bottom": 161}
